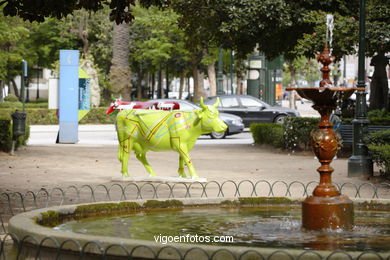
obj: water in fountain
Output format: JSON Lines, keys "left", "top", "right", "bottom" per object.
{"left": 326, "top": 14, "right": 334, "bottom": 56}
{"left": 54, "top": 206, "right": 390, "bottom": 251}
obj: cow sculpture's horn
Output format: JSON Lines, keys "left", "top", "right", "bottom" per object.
{"left": 111, "top": 94, "right": 116, "bottom": 101}
{"left": 199, "top": 97, "right": 206, "bottom": 109}
{"left": 214, "top": 97, "right": 220, "bottom": 108}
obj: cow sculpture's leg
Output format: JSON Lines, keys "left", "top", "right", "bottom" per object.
{"left": 133, "top": 143, "right": 156, "bottom": 177}
{"left": 116, "top": 125, "right": 131, "bottom": 177}
{"left": 178, "top": 156, "right": 187, "bottom": 178}
{"left": 172, "top": 143, "right": 198, "bottom": 179}
{"left": 119, "top": 137, "right": 133, "bottom": 177}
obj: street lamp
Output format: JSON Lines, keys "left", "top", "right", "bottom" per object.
{"left": 347, "top": 0, "right": 373, "bottom": 177}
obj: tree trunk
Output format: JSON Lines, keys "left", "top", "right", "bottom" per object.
{"left": 0, "top": 80, "right": 4, "bottom": 102}
{"left": 289, "top": 67, "right": 297, "bottom": 110}
{"left": 165, "top": 67, "right": 169, "bottom": 98}
{"left": 151, "top": 73, "right": 155, "bottom": 99}
{"left": 157, "top": 69, "right": 163, "bottom": 98}
{"left": 191, "top": 56, "right": 206, "bottom": 103}
{"left": 109, "top": 22, "right": 131, "bottom": 100}
{"left": 79, "top": 13, "right": 89, "bottom": 58}
{"left": 11, "top": 79, "right": 19, "bottom": 98}
{"left": 207, "top": 61, "right": 217, "bottom": 97}
{"left": 236, "top": 73, "right": 243, "bottom": 95}
{"left": 179, "top": 71, "right": 185, "bottom": 99}
{"left": 136, "top": 70, "right": 144, "bottom": 101}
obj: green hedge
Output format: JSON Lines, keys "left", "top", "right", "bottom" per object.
{"left": 342, "top": 109, "right": 390, "bottom": 125}
{"left": 365, "top": 129, "right": 390, "bottom": 178}
{"left": 250, "top": 117, "right": 320, "bottom": 151}
{"left": 0, "top": 107, "right": 116, "bottom": 125}
{"left": 283, "top": 117, "right": 320, "bottom": 151}
{"left": 249, "top": 123, "right": 283, "bottom": 148}
{"left": 0, "top": 113, "right": 30, "bottom": 152}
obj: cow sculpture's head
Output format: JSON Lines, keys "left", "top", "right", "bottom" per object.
{"left": 198, "top": 97, "right": 227, "bottom": 134}
{"left": 106, "top": 95, "right": 136, "bottom": 115}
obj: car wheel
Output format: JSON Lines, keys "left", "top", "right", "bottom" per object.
{"left": 274, "top": 115, "right": 286, "bottom": 124}
{"left": 210, "top": 131, "right": 227, "bottom": 139}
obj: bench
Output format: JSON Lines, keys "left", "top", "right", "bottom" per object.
{"left": 339, "top": 124, "right": 390, "bottom": 146}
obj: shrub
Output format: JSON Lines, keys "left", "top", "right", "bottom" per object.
{"left": 4, "top": 94, "right": 19, "bottom": 102}
{"left": 80, "top": 107, "right": 115, "bottom": 124}
{"left": 283, "top": 117, "right": 320, "bottom": 151}
{"left": 25, "top": 102, "right": 48, "bottom": 108}
{"left": 343, "top": 109, "right": 390, "bottom": 125}
{"left": 250, "top": 123, "right": 283, "bottom": 148}
{"left": 365, "top": 129, "right": 390, "bottom": 178}
{"left": 0, "top": 112, "right": 30, "bottom": 152}
{"left": 25, "top": 109, "right": 58, "bottom": 125}
{"left": 0, "top": 101, "right": 23, "bottom": 109}
{"left": 365, "top": 129, "right": 390, "bottom": 146}
{"left": 0, "top": 107, "right": 115, "bottom": 125}
{"left": 367, "top": 109, "right": 390, "bottom": 125}
{"left": 368, "top": 145, "right": 390, "bottom": 178}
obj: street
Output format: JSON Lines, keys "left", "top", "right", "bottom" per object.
{"left": 27, "top": 99, "right": 317, "bottom": 146}
{"left": 27, "top": 125, "right": 254, "bottom": 146}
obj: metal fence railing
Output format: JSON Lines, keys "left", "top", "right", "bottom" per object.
{"left": 1, "top": 180, "right": 390, "bottom": 259}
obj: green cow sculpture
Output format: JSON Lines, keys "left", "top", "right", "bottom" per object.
{"left": 115, "top": 97, "right": 227, "bottom": 179}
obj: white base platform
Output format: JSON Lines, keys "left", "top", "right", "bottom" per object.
{"left": 111, "top": 176, "right": 208, "bottom": 183}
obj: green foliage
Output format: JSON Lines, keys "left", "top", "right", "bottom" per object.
{"left": 365, "top": 129, "right": 390, "bottom": 146}
{"left": 365, "top": 129, "right": 390, "bottom": 178}
{"left": 0, "top": 114, "right": 30, "bottom": 152}
{"left": 0, "top": 107, "right": 117, "bottom": 125}
{"left": 250, "top": 117, "right": 320, "bottom": 151}
{"left": 0, "top": 118, "right": 12, "bottom": 151}
{"left": 294, "top": 11, "right": 358, "bottom": 61}
{"left": 25, "top": 102, "right": 48, "bottom": 108}
{"left": 74, "top": 202, "right": 141, "bottom": 216}
{"left": 39, "top": 210, "right": 61, "bottom": 227}
{"left": 367, "top": 110, "right": 390, "bottom": 125}
{"left": 0, "top": 10, "right": 31, "bottom": 83}
{"left": 80, "top": 108, "right": 116, "bottom": 124}
{"left": 25, "top": 109, "right": 58, "bottom": 125}
{"left": 129, "top": 6, "right": 189, "bottom": 75}
{"left": 238, "top": 197, "right": 295, "bottom": 205}
{"left": 0, "top": 101, "right": 22, "bottom": 109}
{"left": 143, "top": 200, "right": 184, "bottom": 208}
{"left": 250, "top": 123, "right": 284, "bottom": 148}
{"left": 3, "top": 94, "right": 18, "bottom": 102}
{"left": 283, "top": 117, "right": 320, "bottom": 151}
{"left": 365, "top": 0, "right": 390, "bottom": 56}
{"left": 368, "top": 145, "right": 390, "bottom": 178}
{"left": 343, "top": 109, "right": 390, "bottom": 125}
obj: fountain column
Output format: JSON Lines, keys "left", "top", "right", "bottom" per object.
{"left": 287, "top": 45, "right": 357, "bottom": 230}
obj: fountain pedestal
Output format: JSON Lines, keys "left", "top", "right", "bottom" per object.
{"left": 287, "top": 46, "right": 363, "bottom": 230}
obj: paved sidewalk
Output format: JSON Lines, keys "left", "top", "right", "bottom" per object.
{"left": 1, "top": 142, "right": 388, "bottom": 199}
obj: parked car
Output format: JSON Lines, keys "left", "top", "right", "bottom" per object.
{"left": 204, "top": 95, "right": 300, "bottom": 127}
{"left": 150, "top": 99, "right": 245, "bottom": 139}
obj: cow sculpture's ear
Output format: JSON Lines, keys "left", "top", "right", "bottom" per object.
{"left": 214, "top": 97, "right": 220, "bottom": 108}
{"left": 194, "top": 110, "right": 202, "bottom": 125}
{"left": 111, "top": 94, "right": 116, "bottom": 101}
{"left": 199, "top": 97, "right": 206, "bottom": 109}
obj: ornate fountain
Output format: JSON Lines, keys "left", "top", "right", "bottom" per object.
{"left": 287, "top": 45, "right": 363, "bottom": 230}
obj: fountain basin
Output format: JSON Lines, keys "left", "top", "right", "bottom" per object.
{"left": 286, "top": 87, "right": 364, "bottom": 107}
{"left": 8, "top": 197, "right": 390, "bottom": 259}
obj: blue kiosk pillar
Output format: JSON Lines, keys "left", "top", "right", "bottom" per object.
{"left": 59, "top": 50, "right": 79, "bottom": 143}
